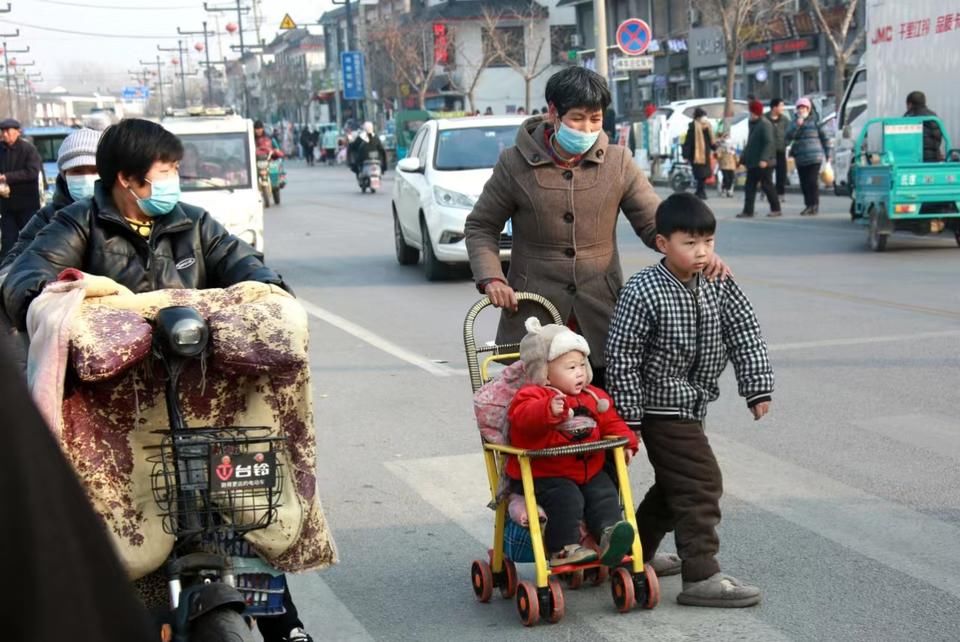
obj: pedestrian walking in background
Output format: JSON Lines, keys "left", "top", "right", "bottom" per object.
{"left": 737, "top": 101, "right": 781, "bottom": 218}
{"left": 682, "top": 107, "right": 716, "bottom": 200}
{"left": 715, "top": 131, "right": 738, "bottom": 197}
{"left": 785, "top": 97, "right": 832, "bottom": 216}
{"left": 767, "top": 98, "right": 788, "bottom": 201}
{"left": 300, "top": 126, "right": 316, "bottom": 167}
{"left": 0, "top": 119, "right": 42, "bottom": 258}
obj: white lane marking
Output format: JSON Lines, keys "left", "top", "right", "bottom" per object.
{"left": 385, "top": 454, "right": 792, "bottom": 641}
{"left": 850, "top": 414, "right": 960, "bottom": 461}
{"left": 711, "top": 433, "right": 960, "bottom": 600}
{"left": 299, "top": 299, "right": 459, "bottom": 377}
{"left": 283, "top": 573, "right": 375, "bottom": 642}
{"left": 768, "top": 329, "right": 960, "bottom": 352}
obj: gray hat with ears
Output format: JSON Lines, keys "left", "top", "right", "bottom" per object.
{"left": 519, "top": 317, "right": 592, "bottom": 386}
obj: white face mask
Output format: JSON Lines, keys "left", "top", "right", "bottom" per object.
{"left": 65, "top": 174, "right": 99, "bottom": 201}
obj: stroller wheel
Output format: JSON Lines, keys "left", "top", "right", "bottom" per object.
{"left": 638, "top": 564, "right": 661, "bottom": 609}
{"left": 516, "top": 580, "right": 541, "bottom": 626}
{"left": 546, "top": 577, "right": 565, "bottom": 623}
{"left": 566, "top": 569, "right": 584, "bottom": 590}
{"left": 611, "top": 567, "right": 636, "bottom": 613}
{"left": 470, "top": 560, "right": 493, "bottom": 603}
{"left": 500, "top": 558, "right": 518, "bottom": 599}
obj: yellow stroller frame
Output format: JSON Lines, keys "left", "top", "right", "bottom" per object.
{"left": 463, "top": 292, "right": 660, "bottom": 626}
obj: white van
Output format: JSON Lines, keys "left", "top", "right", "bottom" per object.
{"left": 161, "top": 109, "right": 264, "bottom": 252}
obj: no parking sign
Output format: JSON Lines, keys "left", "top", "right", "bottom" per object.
{"left": 616, "top": 19, "right": 652, "bottom": 56}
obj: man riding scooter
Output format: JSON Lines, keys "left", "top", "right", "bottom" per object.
{"left": 254, "top": 120, "right": 286, "bottom": 205}
{"left": 348, "top": 121, "right": 387, "bottom": 192}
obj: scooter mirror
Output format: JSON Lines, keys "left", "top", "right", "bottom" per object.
{"left": 154, "top": 306, "right": 209, "bottom": 359}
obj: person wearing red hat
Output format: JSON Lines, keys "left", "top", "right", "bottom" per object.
{"left": 736, "top": 100, "right": 781, "bottom": 218}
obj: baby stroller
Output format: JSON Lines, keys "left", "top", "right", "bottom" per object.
{"left": 463, "top": 292, "right": 660, "bottom": 626}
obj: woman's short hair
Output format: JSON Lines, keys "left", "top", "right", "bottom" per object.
{"left": 545, "top": 67, "right": 611, "bottom": 118}
{"left": 693, "top": 107, "right": 707, "bottom": 120}
{"left": 97, "top": 119, "right": 183, "bottom": 191}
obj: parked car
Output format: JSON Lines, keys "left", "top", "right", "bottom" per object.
{"left": 392, "top": 115, "right": 524, "bottom": 281}
{"left": 655, "top": 98, "right": 749, "bottom": 153}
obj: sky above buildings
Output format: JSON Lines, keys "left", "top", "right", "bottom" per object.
{"left": 4, "top": 0, "right": 330, "bottom": 92}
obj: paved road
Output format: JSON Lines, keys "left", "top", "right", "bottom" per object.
{"left": 263, "top": 162, "right": 960, "bottom": 641}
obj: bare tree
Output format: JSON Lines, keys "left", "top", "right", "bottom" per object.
{"left": 367, "top": 18, "right": 444, "bottom": 110}
{"left": 448, "top": 23, "right": 499, "bottom": 113}
{"left": 481, "top": 3, "right": 557, "bottom": 112}
{"left": 809, "top": 0, "right": 865, "bottom": 105}
{"left": 693, "top": 0, "right": 792, "bottom": 121}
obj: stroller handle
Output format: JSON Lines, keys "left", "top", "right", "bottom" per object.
{"left": 463, "top": 291, "right": 563, "bottom": 394}
{"left": 484, "top": 436, "right": 631, "bottom": 459}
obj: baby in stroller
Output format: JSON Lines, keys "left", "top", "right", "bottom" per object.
{"left": 507, "top": 317, "right": 639, "bottom": 567}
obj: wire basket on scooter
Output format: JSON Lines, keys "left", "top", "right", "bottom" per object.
{"left": 148, "top": 427, "right": 286, "bottom": 538}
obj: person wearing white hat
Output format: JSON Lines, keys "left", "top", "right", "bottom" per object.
{"left": 0, "top": 128, "right": 102, "bottom": 273}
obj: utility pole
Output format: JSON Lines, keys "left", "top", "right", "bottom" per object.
{"left": 0, "top": 29, "right": 24, "bottom": 113}
{"left": 331, "top": 0, "right": 361, "bottom": 121}
{"left": 231, "top": 41, "right": 264, "bottom": 119}
{"left": 178, "top": 22, "right": 216, "bottom": 107}
{"left": 140, "top": 56, "right": 165, "bottom": 116}
{"left": 158, "top": 40, "right": 188, "bottom": 108}
{"left": 594, "top": 0, "right": 608, "bottom": 79}
{"left": 205, "top": 1, "right": 252, "bottom": 116}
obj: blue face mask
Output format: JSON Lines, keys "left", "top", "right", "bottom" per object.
{"left": 131, "top": 176, "right": 181, "bottom": 217}
{"left": 65, "top": 174, "right": 98, "bottom": 201}
{"left": 555, "top": 122, "right": 601, "bottom": 155}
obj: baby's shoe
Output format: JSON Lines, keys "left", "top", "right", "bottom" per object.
{"left": 676, "top": 572, "right": 761, "bottom": 608}
{"left": 549, "top": 544, "right": 597, "bottom": 567}
{"left": 598, "top": 520, "right": 635, "bottom": 566}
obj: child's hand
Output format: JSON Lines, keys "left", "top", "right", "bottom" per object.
{"left": 750, "top": 401, "right": 770, "bottom": 421}
{"left": 550, "top": 395, "right": 566, "bottom": 417}
{"left": 624, "top": 448, "right": 635, "bottom": 465}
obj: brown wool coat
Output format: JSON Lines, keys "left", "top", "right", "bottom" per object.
{"left": 465, "top": 116, "right": 661, "bottom": 366}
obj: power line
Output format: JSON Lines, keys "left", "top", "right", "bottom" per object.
{"left": 0, "top": 19, "right": 181, "bottom": 39}
{"left": 35, "top": 0, "right": 196, "bottom": 9}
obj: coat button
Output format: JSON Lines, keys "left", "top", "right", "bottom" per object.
{"left": 563, "top": 170, "right": 573, "bottom": 180}
{"left": 563, "top": 212, "right": 574, "bottom": 223}
{"left": 596, "top": 149, "right": 604, "bottom": 158}
{"left": 566, "top": 284, "right": 577, "bottom": 293}
{"left": 532, "top": 153, "right": 541, "bottom": 162}
{"left": 564, "top": 248, "right": 576, "bottom": 257}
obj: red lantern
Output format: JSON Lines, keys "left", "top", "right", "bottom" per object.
{"left": 194, "top": 42, "right": 204, "bottom": 52}
{"left": 8, "top": 58, "right": 15, "bottom": 67}
{"left": 225, "top": 22, "right": 238, "bottom": 34}
{"left": 171, "top": 58, "right": 179, "bottom": 65}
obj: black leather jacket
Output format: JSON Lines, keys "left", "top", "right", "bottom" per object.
{"left": 0, "top": 174, "right": 72, "bottom": 273}
{"left": 2, "top": 181, "right": 289, "bottom": 328}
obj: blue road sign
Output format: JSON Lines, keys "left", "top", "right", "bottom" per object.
{"left": 616, "top": 19, "right": 652, "bottom": 56}
{"left": 341, "top": 51, "right": 366, "bottom": 101}
{"left": 121, "top": 86, "right": 150, "bottom": 100}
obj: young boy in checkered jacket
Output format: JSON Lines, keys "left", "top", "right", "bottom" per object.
{"left": 605, "top": 192, "right": 774, "bottom": 608}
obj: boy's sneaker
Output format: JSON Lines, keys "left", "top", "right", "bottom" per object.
{"left": 677, "top": 572, "right": 761, "bottom": 608}
{"left": 650, "top": 552, "right": 682, "bottom": 576}
{"left": 549, "top": 544, "right": 597, "bottom": 567}
{"left": 598, "top": 521, "right": 635, "bottom": 566}
{"left": 284, "top": 627, "right": 314, "bottom": 642}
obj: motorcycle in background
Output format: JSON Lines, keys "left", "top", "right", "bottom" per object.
{"left": 256, "top": 150, "right": 286, "bottom": 207}
{"left": 358, "top": 150, "right": 382, "bottom": 194}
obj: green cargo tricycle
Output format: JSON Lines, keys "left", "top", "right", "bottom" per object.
{"left": 852, "top": 116, "right": 960, "bottom": 251}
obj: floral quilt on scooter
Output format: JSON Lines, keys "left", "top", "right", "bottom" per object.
{"left": 28, "top": 279, "right": 337, "bottom": 580}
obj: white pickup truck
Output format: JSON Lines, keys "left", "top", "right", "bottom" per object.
{"left": 834, "top": 0, "right": 960, "bottom": 197}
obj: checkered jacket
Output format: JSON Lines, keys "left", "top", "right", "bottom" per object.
{"left": 605, "top": 261, "right": 774, "bottom": 425}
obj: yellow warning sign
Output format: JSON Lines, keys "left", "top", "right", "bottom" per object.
{"left": 279, "top": 13, "right": 297, "bottom": 30}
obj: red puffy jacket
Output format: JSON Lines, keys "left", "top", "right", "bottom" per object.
{"left": 506, "top": 385, "right": 638, "bottom": 484}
